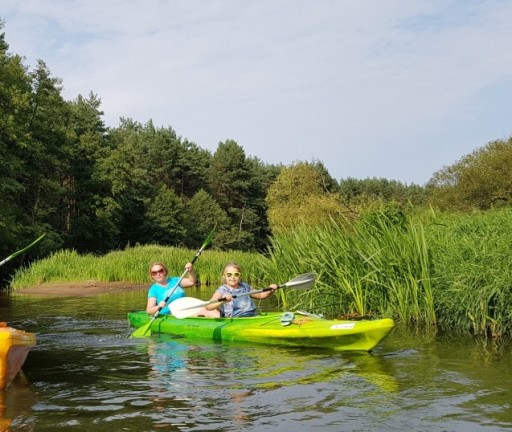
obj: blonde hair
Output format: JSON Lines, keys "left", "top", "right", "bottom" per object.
{"left": 221, "top": 261, "right": 242, "bottom": 284}
{"left": 149, "top": 261, "right": 168, "bottom": 279}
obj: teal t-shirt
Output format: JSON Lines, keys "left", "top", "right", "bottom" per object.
{"left": 147, "top": 277, "right": 186, "bottom": 315}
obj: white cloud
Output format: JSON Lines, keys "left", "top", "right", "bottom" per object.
{"left": 1, "top": 0, "right": 512, "bottom": 184}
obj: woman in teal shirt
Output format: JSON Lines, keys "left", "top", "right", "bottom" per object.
{"left": 146, "top": 261, "right": 219, "bottom": 317}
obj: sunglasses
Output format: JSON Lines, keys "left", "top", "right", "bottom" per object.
{"left": 151, "top": 268, "right": 165, "bottom": 276}
{"left": 225, "top": 272, "right": 241, "bottom": 278}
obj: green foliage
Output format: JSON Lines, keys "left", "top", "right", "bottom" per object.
{"left": 142, "top": 185, "right": 185, "bottom": 245}
{"left": 0, "top": 28, "right": 33, "bottom": 255}
{"left": 183, "top": 189, "right": 230, "bottom": 249}
{"left": 208, "top": 140, "right": 250, "bottom": 209}
{"left": 10, "top": 208, "right": 512, "bottom": 338}
{"left": 207, "top": 140, "right": 275, "bottom": 251}
{"left": 427, "top": 137, "right": 512, "bottom": 210}
{"left": 0, "top": 42, "right": 71, "bottom": 279}
{"left": 266, "top": 161, "right": 353, "bottom": 234}
{"left": 339, "top": 177, "right": 427, "bottom": 207}
{"left": 64, "top": 93, "right": 109, "bottom": 251}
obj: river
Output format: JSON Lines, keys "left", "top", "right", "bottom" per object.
{"left": 1, "top": 287, "right": 511, "bottom": 431}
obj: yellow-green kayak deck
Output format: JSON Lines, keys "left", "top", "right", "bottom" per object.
{"left": 128, "top": 311, "right": 394, "bottom": 352}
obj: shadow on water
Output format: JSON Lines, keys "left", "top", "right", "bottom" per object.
{"left": 1, "top": 289, "right": 512, "bottom": 431}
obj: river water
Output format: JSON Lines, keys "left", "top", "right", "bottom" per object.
{"left": 1, "top": 287, "right": 511, "bottom": 431}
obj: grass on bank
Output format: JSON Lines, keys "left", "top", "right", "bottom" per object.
{"left": 9, "top": 245, "right": 268, "bottom": 289}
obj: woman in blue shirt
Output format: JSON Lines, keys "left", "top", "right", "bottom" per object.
{"left": 146, "top": 261, "right": 219, "bottom": 317}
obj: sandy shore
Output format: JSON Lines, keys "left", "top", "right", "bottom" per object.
{"left": 14, "top": 281, "right": 147, "bottom": 296}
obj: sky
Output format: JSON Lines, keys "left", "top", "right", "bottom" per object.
{"left": 1, "top": 0, "right": 511, "bottom": 185}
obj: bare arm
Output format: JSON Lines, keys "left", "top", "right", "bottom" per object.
{"left": 146, "top": 297, "right": 166, "bottom": 315}
{"left": 205, "top": 291, "right": 232, "bottom": 311}
{"left": 180, "top": 262, "right": 196, "bottom": 288}
{"left": 250, "top": 284, "right": 279, "bottom": 300}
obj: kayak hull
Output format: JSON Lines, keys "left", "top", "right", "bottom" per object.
{"left": 127, "top": 311, "right": 394, "bottom": 352}
{"left": 0, "top": 323, "right": 36, "bottom": 389}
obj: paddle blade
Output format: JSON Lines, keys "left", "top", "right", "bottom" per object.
{"left": 0, "top": 233, "right": 46, "bottom": 267}
{"left": 130, "top": 320, "right": 153, "bottom": 338}
{"left": 281, "top": 272, "right": 317, "bottom": 290}
{"left": 201, "top": 227, "right": 216, "bottom": 250}
{"left": 169, "top": 297, "right": 209, "bottom": 319}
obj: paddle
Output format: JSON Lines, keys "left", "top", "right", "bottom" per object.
{"left": 0, "top": 234, "right": 45, "bottom": 267}
{"left": 130, "top": 228, "right": 216, "bottom": 338}
{"left": 169, "top": 272, "right": 317, "bottom": 319}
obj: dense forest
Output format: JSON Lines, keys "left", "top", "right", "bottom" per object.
{"left": 2, "top": 18, "right": 512, "bottom": 288}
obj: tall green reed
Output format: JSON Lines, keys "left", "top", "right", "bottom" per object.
{"left": 266, "top": 210, "right": 437, "bottom": 326}
{"left": 267, "top": 207, "right": 512, "bottom": 338}
{"left": 426, "top": 208, "right": 512, "bottom": 337}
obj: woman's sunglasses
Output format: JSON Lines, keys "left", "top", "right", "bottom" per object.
{"left": 225, "top": 272, "right": 241, "bottom": 278}
{"left": 151, "top": 268, "right": 165, "bottom": 276}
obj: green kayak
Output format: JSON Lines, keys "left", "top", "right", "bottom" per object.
{"left": 127, "top": 311, "right": 394, "bottom": 352}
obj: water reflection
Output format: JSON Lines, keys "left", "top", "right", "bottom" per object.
{"left": 145, "top": 334, "right": 398, "bottom": 391}
{"left": 1, "top": 289, "right": 512, "bottom": 431}
{"left": 130, "top": 335, "right": 400, "bottom": 430}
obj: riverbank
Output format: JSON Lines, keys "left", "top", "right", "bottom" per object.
{"left": 14, "top": 281, "right": 146, "bottom": 296}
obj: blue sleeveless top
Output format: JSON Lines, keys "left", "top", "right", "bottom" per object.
{"left": 216, "top": 281, "right": 256, "bottom": 317}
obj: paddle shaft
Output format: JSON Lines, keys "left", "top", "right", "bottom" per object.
{"left": 203, "top": 275, "right": 317, "bottom": 308}
{"left": 176, "top": 273, "right": 316, "bottom": 315}
{"left": 212, "top": 274, "right": 316, "bottom": 304}
{"left": 175, "top": 287, "right": 276, "bottom": 314}
{"left": 217, "top": 287, "right": 274, "bottom": 303}
{"left": 169, "top": 272, "right": 317, "bottom": 319}
{"left": 0, "top": 234, "right": 45, "bottom": 267}
{"left": 181, "top": 276, "right": 313, "bottom": 311}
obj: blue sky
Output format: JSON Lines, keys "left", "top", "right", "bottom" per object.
{"left": 1, "top": 0, "right": 511, "bottom": 185}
